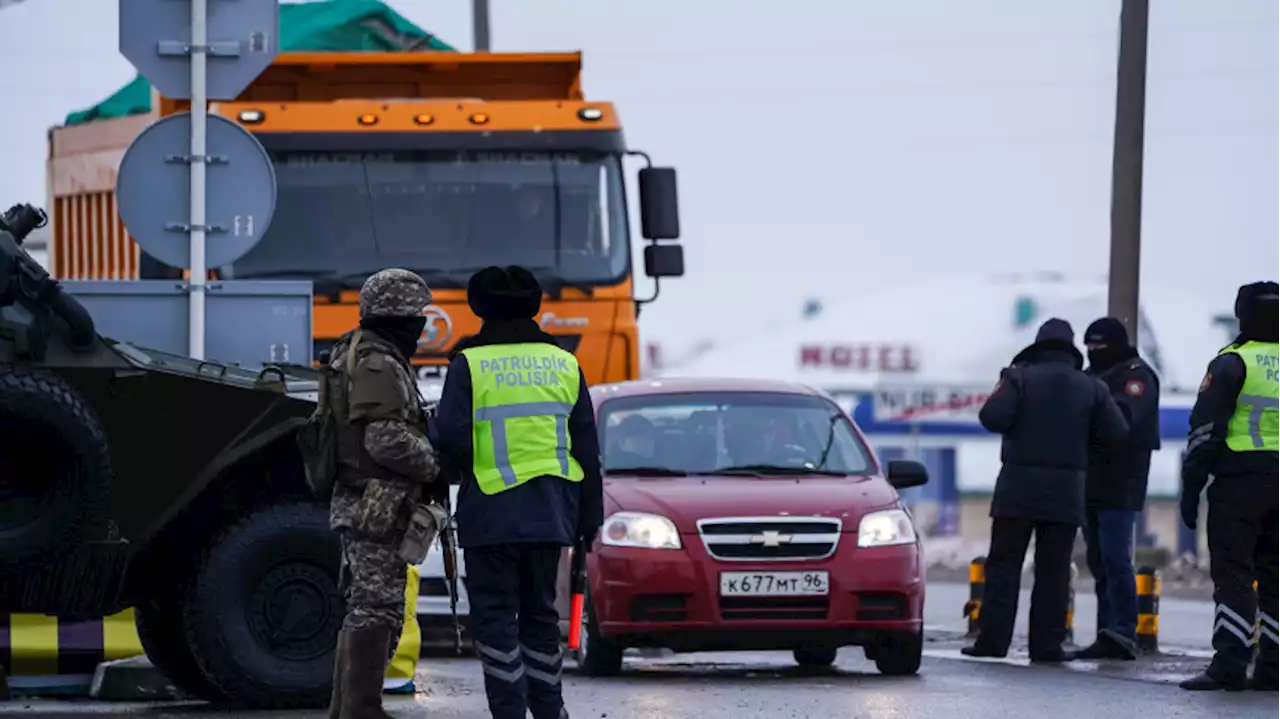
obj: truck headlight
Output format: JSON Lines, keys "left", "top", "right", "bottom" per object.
{"left": 857, "top": 509, "right": 917, "bottom": 547}
{"left": 601, "top": 512, "right": 682, "bottom": 550}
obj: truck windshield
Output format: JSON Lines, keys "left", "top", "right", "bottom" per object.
{"left": 221, "top": 150, "right": 630, "bottom": 287}
{"left": 597, "top": 392, "right": 876, "bottom": 476}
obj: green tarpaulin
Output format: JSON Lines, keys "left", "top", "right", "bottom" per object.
{"left": 64, "top": 0, "right": 455, "bottom": 126}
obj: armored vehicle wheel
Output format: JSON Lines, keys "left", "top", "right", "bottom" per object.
{"left": 135, "top": 576, "right": 225, "bottom": 702}
{"left": 183, "top": 502, "right": 343, "bottom": 709}
{"left": 0, "top": 365, "right": 110, "bottom": 568}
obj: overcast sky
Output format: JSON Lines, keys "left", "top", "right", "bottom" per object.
{"left": 1, "top": 0, "right": 1275, "bottom": 352}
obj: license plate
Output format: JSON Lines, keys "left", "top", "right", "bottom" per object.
{"left": 719, "top": 571, "right": 829, "bottom": 597}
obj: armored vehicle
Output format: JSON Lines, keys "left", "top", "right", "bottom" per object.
{"left": 0, "top": 203, "right": 339, "bottom": 709}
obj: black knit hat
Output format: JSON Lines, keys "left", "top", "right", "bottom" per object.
{"left": 467, "top": 265, "right": 543, "bottom": 321}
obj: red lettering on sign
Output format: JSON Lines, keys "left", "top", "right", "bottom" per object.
{"left": 796, "top": 344, "right": 920, "bottom": 373}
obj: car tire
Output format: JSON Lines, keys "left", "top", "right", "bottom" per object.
{"left": 873, "top": 629, "right": 923, "bottom": 676}
{"left": 182, "top": 502, "right": 344, "bottom": 709}
{"left": 0, "top": 366, "right": 111, "bottom": 569}
{"left": 793, "top": 646, "right": 838, "bottom": 668}
{"left": 134, "top": 578, "right": 226, "bottom": 703}
{"left": 577, "top": 592, "right": 623, "bottom": 677}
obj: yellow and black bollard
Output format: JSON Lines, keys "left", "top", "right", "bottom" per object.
{"left": 1065, "top": 562, "right": 1077, "bottom": 646}
{"left": 963, "top": 556, "right": 985, "bottom": 637}
{"left": 1136, "top": 566, "right": 1160, "bottom": 653}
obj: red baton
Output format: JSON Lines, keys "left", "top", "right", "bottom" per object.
{"left": 568, "top": 537, "right": 587, "bottom": 650}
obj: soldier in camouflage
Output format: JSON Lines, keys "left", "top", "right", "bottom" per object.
{"left": 327, "top": 269, "right": 439, "bottom": 719}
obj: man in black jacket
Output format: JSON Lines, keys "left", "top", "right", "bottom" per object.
{"left": 1179, "top": 281, "right": 1278, "bottom": 692}
{"left": 963, "top": 318, "right": 1129, "bottom": 662}
{"left": 431, "top": 266, "right": 604, "bottom": 719}
{"left": 1073, "top": 317, "right": 1161, "bottom": 660}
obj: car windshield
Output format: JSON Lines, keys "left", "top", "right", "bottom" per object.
{"left": 220, "top": 150, "right": 630, "bottom": 287}
{"left": 597, "top": 391, "right": 875, "bottom": 476}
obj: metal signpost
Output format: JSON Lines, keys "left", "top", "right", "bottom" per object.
{"left": 117, "top": 0, "right": 280, "bottom": 360}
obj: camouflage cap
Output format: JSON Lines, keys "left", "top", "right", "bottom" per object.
{"left": 358, "top": 268, "right": 433, "bottom": 319}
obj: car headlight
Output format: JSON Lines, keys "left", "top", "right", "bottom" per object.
{"left": 857, "top": 509, "right": 917, "bottom": 547}
{"left": 601, "top": 512, "right": 682, "bottom": 550}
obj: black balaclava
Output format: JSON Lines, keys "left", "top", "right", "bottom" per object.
{"left": 1235, "top": 281, "right": 1279, "bottom": 344}
{"left": 1084, "top": 316, "right": 1136, "bottom": 371}
{"left": 360, "top": 315, "right": 428, "bottom": 360}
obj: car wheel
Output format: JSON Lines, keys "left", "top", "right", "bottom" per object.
{"left": 793, "top": 646, "right": 838, "bottom": 668}
{"left": 577, "top": 592, "right": 623, "bottom": 677}
{"left": 182, "top": 502, "right": 344, "bottom": 709}
{"left": 873, "top": 629, "right": 923, "bottom": 676}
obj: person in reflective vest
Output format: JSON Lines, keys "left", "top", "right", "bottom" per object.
{"left": 432, "top": 266, "right": 604, "bottom": 719}
{"left": 1180, "top": 281, "right": 1279, "bottom": 692}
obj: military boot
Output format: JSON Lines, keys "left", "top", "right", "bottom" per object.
{"left": 340, "top": 625, "right": 396, "bottom": 719}
{"left": 1179, "top": 670, "right": 1247, "bottom": 691}
{"left": 328, "top": 628, "right": 349, "bottom": 719}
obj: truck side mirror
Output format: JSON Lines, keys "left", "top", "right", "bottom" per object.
{"left": 638, "top": 167, "right": 680, "bottom": 240}
{"left": 643, "top": 244, "right": 684, "bottom": 278}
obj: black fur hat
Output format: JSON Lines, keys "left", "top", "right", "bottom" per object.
{"left": 467, "top": 266, "right": 543, "bottom": 321}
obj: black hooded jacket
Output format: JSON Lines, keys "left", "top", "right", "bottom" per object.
{"left": 431, "top": 318, "right": 604, "bottom": 549}
{"left": 978, "top": 319, "right": 1130, "bottom": 525}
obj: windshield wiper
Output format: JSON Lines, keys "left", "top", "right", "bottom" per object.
{"left": 604, "top": 466, "right": 688, "bottom": 477}
{"left": 701, "top": 464, "right": 848, "bottom": 477}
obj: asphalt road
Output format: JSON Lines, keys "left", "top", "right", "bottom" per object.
{"left": 925, "top": 581, "right": 1213, "bottom": 649}
{"left": 2, "top": 649, "right": 1274, "bottom": 719}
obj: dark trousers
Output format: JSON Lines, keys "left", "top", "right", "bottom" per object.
{"left": 465, "top": 543, "right": 566, "bottom": 719}
{"left": 976, "top": 517, "right": 1077, "bottom": 656}
{"left": 1083, "top": 508, "right": 1139, "bottom": 642}
{"left": 1206, "top": 478, "right": 1279, "bottom": 681}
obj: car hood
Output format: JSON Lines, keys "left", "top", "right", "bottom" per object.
{"left": 602, "top": 474, "right": 901, "bottom": 533}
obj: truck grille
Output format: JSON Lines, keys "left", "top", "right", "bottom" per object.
{"left": 696, "top": 517, "right": 842, "bottom": 561}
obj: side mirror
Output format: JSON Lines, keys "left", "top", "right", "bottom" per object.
{"left": 638, "top": 167, "right": 680, "bottom": 240}
{"left": 643, "top": 244, "right": 684, "bottom": 278}
{"left": 886, "top": 460, "right": 929, "bottom": 490}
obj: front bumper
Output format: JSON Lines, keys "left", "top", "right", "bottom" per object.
{"left": 590, "top": 537, "right": 924, "bottom": 652}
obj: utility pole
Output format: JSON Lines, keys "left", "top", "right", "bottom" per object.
{"left": 472, "top": 0, "right": 491, "bottom": 51}
{"left": 1107, "top": 0, "right": 1150, "bottom": 342}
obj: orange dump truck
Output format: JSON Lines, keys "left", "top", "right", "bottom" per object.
{"left": 46, "top": 52, "right": 683, "bottom": 385}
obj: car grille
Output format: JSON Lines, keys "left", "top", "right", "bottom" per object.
{"left": 696, "top": 517, "right": 842, "bottom": 561}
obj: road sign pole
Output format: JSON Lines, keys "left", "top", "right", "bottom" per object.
{"left": 188, "top": 0, "right": 208, "bottom": 360}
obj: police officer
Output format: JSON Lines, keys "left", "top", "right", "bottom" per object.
{"left": 1073, "top": 317, "right": 1161, "bottom": 660}
{"left": 963, "top": 318, "right": 1129, "bottom": 662}
{"left": 1179, "top": 281, "right": 1278, "bottom": 692}
{"left": 432, "top": 266, "right": 604, "bottom": 719}
{"left": 328, "top": 269, "right": 439, "bottom": 719}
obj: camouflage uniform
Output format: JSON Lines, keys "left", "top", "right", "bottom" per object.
{"left": 328, "top": 269, "right": 438, "bottom": 719}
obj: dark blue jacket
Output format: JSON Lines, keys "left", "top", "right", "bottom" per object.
{"left": 978, "top": 319, "right": 1130, "bottom": 525}
{"left": 430, "top": 320, "right": 604, "bottom": 549}
{"left": 1085, "top": 352, "right": 1161, "bottom": 510}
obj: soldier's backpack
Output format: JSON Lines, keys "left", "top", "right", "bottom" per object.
{"left": 298, "top": 329, "right": 363, "bottom": 499}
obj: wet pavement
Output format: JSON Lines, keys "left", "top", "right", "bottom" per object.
{"left": 0, "top": 584, "right": 1260, "bottom": 718}
{"left": 2, "top": 646, "right": 1275, "bottom": 719}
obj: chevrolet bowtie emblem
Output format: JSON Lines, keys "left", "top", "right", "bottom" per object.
{"left": 751, "top": 530, "right": 793, "bottom": 548}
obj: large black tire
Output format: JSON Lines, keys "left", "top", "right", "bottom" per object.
{"left": 873, "top": 629, "right": 923, "bottom": 676}
{"left": 135, "top": 576, "right": 226, "bottom": 703}
{"left": 0, "top": 366, "right": 110, "bottom": 568}
{"left": 793, "top": 645, "right": 838, "bottom": 668}
{"left": 577, "top": 591, "right": 623, "bottom": 677}
{"left": 182, "top": 502, "right": 344, "bottom": 709}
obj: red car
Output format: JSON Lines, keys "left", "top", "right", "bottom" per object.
{"left": 573, "top": 377, "right": 929, "bottom": 676}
